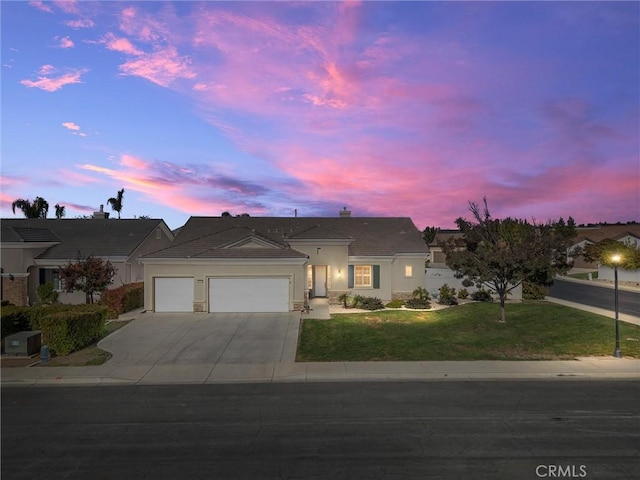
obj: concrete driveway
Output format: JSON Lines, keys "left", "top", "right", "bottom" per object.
{"left": 98, "top": 312, "right": 301, "bottom": 367}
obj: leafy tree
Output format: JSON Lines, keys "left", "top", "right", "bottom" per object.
{"left": 422, "top": 226, "right": 439, "bottom": 244}
{"left": 11, "top": 197, "right": 49, "bottom": 218}
{"left": 107, "top": 188, "right": 125, "bottom": 219}
{"left": 54, "top": 203, "right": 66, "bottom": 219}
{"left": 442, "top": 199, "right": 576, "bottom": 322}
{"left": 579, "top": 239, "right": 640, "bottom": 270}
{"left": 59, "top": 256, "right": 116, "bottom": 304}
{"left": 36, "top": 282, "right": 59, "bottom": 304}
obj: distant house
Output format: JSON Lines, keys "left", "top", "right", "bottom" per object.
{"left": 140, "top": 211, "right": 428, "bottom": 313}
{"left": 567, "top": 224, "right": 640, "bottom": 283}
{"left": 1, "top": 212, "right": 173, "bottom": 306}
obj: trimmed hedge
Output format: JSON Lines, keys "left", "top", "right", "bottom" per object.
{"left": 40, "top": 310, "right": 106, "bottom": 356}
{"left": 29, "top": 304, "right": 107, "bottom": 330}
{"left": 100, "top": 282, "right": 144, "bottom": 319}
{"left": 1, "top": 306, "right": 32, "bottom": 339}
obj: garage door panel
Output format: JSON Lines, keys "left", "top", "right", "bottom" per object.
{"left": 209, "top": 278, "right": 289, "bottom": 313}
{"left": 154, "top": 277, "right": 193, "bottom": 312}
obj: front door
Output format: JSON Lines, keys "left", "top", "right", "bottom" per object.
{"left": 314, "top": 265, "right": 327, "bottom": 297}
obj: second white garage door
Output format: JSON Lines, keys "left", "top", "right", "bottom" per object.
{"left": 209, "top": 277, "right": 290, "bottom": 313}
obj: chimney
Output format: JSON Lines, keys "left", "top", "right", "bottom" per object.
{"left": 339, "top": 206, "right": 351, "bottom": 218}
{"left": 93, "top": 204, "right": 110, "bottom": 219}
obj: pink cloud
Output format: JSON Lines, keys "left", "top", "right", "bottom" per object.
{"left": 28, "top": 1, "right": 53, "bottom": 13}
{"left": 66, "top": 19, "right": 95, "bottom": 29}
{"left": 120, "top": 154, "right": 149, "bottom": 170}
{"left": 52, "top": 0, "right": 79, "bottom": 14}
{"left": 101, "top": 33, "right": 143, "bottom": 56}
{"left": 57, "top": 36, "right": 74, "bottom": 48}
{"left": 21, "top": 66, "right": 88, "bottom": 92}
{"left": 62, "top": 121, "right": 80, "bottom": 131}
{"left": 119, "top": 47, "right": 196, "bottom": 87}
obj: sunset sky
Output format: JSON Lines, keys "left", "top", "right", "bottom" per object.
{"left": 2, "top": 1, "right": 638, "bottom": 230}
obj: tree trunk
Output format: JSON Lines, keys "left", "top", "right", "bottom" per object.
{"left": 499, "top": 294, "right": 506, "bottom": 323}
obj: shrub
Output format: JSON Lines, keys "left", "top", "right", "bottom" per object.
{"left": 100, "top": 282, "right": 144, "bottom": 319}
{"left": 1, "top": 306, "right": 32, "bottom": 339}
{"left": 405, "top": 298, "right": 431, "bottom": 309}
{"left": 40, "top": 310, "right": 106, "bottom": 356}
{"left": 351, "top": 294, "right": 365, "bottom": 308}
{"left": 359, "top": 297, "right": 385, "bottom": 311}
{"left": 471, "top": 289, "right": 493, "bottom": 302}
{"left": 36, "top": 282, "right": 59, "bottom": 305}
{"left": 457, "top": 288, "right": 469, "bottom": 299}
{"left": 385, "top": 299, "right": 404, "bottom": 308}
{"left": 438, "top": 284, "right": 459, "bottom": 305}
{"left": 337, "top": 293, "right": 350, "bottom": 308}
{"left": 462, "top": 278, "right": 475, "bottom": 288}
{"left": 523, "top": 281, "right": 549, "bottom": 300}
{"left": 412, "top": 286, "right": 429, "bottom": 301}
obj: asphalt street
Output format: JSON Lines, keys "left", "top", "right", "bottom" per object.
{"left": 548, "top": 278, "right": 640, "bottom": 317}
{"left": 2, "top": 381, "right": 639, "bottom": 480}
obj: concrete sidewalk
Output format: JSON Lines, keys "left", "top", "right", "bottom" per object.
{"left": 2, "top": 357, "right": 639, "bottom": 387}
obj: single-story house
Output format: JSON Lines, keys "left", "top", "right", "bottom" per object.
{"left": 140, "top": 211, "right": 429, "bottom": 313}
{"left": 427, "top": 230, "right": 523, "bottom": 299}
{"left": 567, "top": 225, "right": 640, "bottom": 269}
{"left": 1, "top": 213, "right": 174, "bottom": 306}
{"left": 567, "top": 225, "right": 640, "bottom": 283}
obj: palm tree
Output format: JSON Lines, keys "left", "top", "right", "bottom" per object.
{"left": 12, "top": 197, "right": 49, "bottom": 218}
{"left": 55, "top": 204, "right": 66, "bottom": 219}
{"left": 107, "top": 188, "right": 125, "bottom": 219}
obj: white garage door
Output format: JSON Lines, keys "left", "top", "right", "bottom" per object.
{"left": 209, "top": 277, "right": 290, "bottom": 313}
{"left": 154, "top": 277, "right": 193, "bottom": 312}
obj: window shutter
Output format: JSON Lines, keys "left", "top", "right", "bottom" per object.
{"left": 39, "top": 268, "right": 46, "bottom": 285}
{"left": 373, "top": 265, "right": 380, "bottom": 289}
{"left": 348, "top": 265, "right": 354, "bottom": 288}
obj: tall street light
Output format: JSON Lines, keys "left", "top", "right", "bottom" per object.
{"left": 611, "top": 254, "right": 622, "bottom": 358}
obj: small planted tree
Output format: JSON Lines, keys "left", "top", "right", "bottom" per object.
{"left": 443, "top": 198, "right": 576, "bottom": 322}
{"left": 59, "top": 256, "right": 116, "bottom": 304}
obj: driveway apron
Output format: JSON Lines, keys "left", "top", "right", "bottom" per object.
{"left": 98, "top": 312, "right": 300, "bottom": 367}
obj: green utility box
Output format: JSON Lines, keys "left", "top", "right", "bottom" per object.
{"left": 5, "top": 331, "right": 42, "bottom": 356}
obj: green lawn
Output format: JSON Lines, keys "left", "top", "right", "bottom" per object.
{"left": 296, "top": 301, "right": 640, "bottom": 361}
{"left": 568, "top": 271, "right": 598, "bottom": 280}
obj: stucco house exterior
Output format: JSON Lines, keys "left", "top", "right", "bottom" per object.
{"left": 1, "top": 216, "right": 174, "bottom": 306}
{"left": 140, "top": 212, "right": 429, "bottom": 313}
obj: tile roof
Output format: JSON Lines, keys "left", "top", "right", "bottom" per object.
{"left": 1, "top": 218, "right": 166, "bottom": 260}
{"left": 145, "top": 216, "right": 428, "bottom": 259}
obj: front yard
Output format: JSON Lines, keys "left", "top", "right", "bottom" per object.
{"left": 296, "top": 301, "right": 640, "bottom": 361}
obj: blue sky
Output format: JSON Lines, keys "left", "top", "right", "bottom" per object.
{"left": 2, "top": 1, "right": 638, "bottom": 230}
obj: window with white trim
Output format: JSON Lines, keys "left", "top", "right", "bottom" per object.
{"left": 405, "top": 265, "right": 413, "bottom": 277}
{"left": 40, "top": 268, "right": 62, "bottom": 291}
{"left": 355, "top": 265, "right": 372, "bottom": 287}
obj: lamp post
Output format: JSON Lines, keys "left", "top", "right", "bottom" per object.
{"left": 611, "top": 254, "right": 622, "bottom": 358}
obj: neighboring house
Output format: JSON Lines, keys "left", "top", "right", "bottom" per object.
{"left": 567, "top": 225, "right": 640, "bottom": 270}
{"left": 567, "top": 225, "right": 640, "bottom": 283}
{"left": 427, "top": 230, "right": 523, "bottom": 300}
{"left": 1, "top": 214, "right": 174, "bottom": 306}
{"left": 140, "top": 211, "right": 428, "bottom": 313}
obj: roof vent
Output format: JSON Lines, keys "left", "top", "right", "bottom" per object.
{"left": 340, "top": 207, "right": 351, "bottom": 218}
